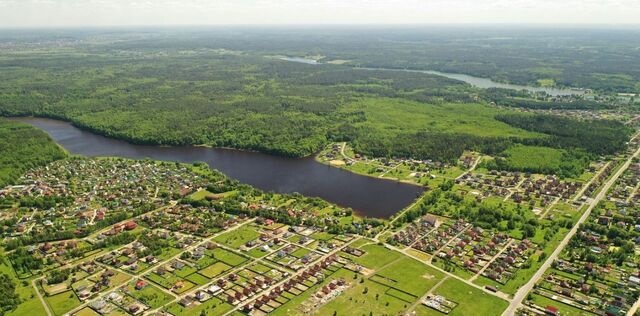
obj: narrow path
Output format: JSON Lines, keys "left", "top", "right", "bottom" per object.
{"left": 429, "top": 225, "right": 471, "bottom": 263}
{"left": 502, "top": 177, "right": 525, "bottom": 202}
{"left": 406, "top": 276, "right": 450, "bottom": 314}
{"left": 625, "top": 181, "right": 640, "bottom": 204}
{"left": 572, "top": 161, "right": 611, "bottom": 203}
{"left": 222, "top": 237, "right": 360, "bottom": 316}
{"left": 379, "top": 164, "right": 400, "bottom": 178}
{"left": 455, "top": 156, "right": 482, "bottom": 181}
{"left": 32, "top": 277, "right": 53, "bottom": 316}
{"left": 502, "top": 145, "right": 640, "bottom": 316}
{"left": 393, "top": 245, "right": 511, "bottom": 301}
{"left": 67, "top": 218, "right": 256, "bottom": 315}
{"left": 407, "top": 226, "right": 439, "bottom": 249}
{"left": 376, "top": 194, "right": 428, "bottom": 241}
{"left": 339, "top": 142, "right": 354, "bottom": 163}
{"left": 627, "top": 295, "right": 640, "bottom": 316}
{"left": 470, "top": 239, "right": 514, "bottom": 282}
{"left": 538, "top": 196, "right": 560, "bottom": 219}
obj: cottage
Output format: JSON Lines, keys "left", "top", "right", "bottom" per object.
{"left": 135, "top": 280, "right": 147, "bottom": 290}
{"left": 179, "top": 297, "right": 193, "bottom": 307}
{"left": 124, "top": 221, "right": 137, "bottom": 230}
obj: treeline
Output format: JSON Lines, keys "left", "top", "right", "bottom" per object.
{"left": 349, "top": 130, "right": 513, "bottom": 163}
{"left": 0, "top": 43, "right": 633, "bottom": 165}
{"left": 484, "top": 148, "right": 591, "bottom": 178}
{"left": 186, "top": 190, "right": 384, "bottom": 237}
{"left": 392, "top": 180, "right": 546, "bottom": 238}
{"left": 342, "top": 114, "right": 631, "bottom": 163}
{"left": 0, "top": 119, "right": 67, "bottom": 188}
{"left": 496, "top": 114, "right": 633, "bottom": 155}
{"left": 0, "top": 272, "right": 20, "bottom": 314}
{"left": 494, "top": 98, "right": 607, "bottom": 110}
{"left": 480, "top": 88, "right": 610, "bottom": 110}
{"left": 2, "top": 205, "right": 154, "bottom": 249}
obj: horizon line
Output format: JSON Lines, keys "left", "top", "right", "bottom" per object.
{"left": 1, "top": 22, "right": 640, "bottom": 30}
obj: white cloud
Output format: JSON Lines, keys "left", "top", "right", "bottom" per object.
{"left": 1, "top": 0, "right": 639, "bottom": 27}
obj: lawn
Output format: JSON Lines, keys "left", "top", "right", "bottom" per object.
{"left": 166, "top": 296, "right": 234, "bottom": 316}
{"left": 199, "top": 262, "right": 231, "bottom": 278}
{"left": 528, "top": 293, "right": 594, "bottom": 316}
{"left": 310, "top": 231, "right": 335, "bottom": 241}
{"left": 317, "top": 276, "right": 417, "bottom": 315}
{"left": 44, "top": 290, "right": 82, "bottom": 316}
{"left": 415, "top": 278, "right": 508, "bottom": 316}
{"left": 184, "top": 272, "right": 210, "bottom": 286}
{"left": 373, "top": 257, "right": 444, "bottom": 296}
{"left": 74, "top": 307, "right": 100, "bottom": 316}
{"left": 6, "top": 281, "right": 48, "bottom": 316}
{"left": 213, "top": 225, "right": 260, "bottom": 249}
{"left": 246, "top": 246, "right": 271, "bottom": 258}
{"left": 189, "top": 189, "right": 215, "bottom": 200}
{"left": 290, "top": 247, "right": 312, "bottom": 259}
{"left": 127, "top": 282, "right": 175, "bottom": 309}
{"left": 346, "top": 244, "right": 403, "bottom": 270}
{"left": 208, "top": 248, "right": 247, "bottom": 267}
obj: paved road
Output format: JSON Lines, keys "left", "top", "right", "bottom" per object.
{"left": 470, "top": 239, "right": 514, "bottom": 282}
{"left": 627, "top": 294, "right": 640, "bottom": 316}
{"left": 221, "top": 237, "right": 360, "bottom": 316}
{"left": 502, "top": 146, "right": 640, "bottom": 316}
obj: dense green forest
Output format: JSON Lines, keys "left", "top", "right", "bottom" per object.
{"left": 495, "top": 114, "right": 633, "bottom": 156}
{"left": 0, "top": 119, "right": 67, "bottom": 188}
{"left": 0, "top": 272, "right": 20, "bottom": 314}
{"left": 0, "top": 29, "right": 634, "bottom": 171}
{"left": 483, "top": 145, "right": 591, "bottom": 178}
{"left": 15, "top": 26, "right": 632, "bottom": 92}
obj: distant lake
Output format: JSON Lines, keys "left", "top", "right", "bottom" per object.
{"left": 400, "top": 69, "right": 586, "bottom": 97}
{"left": 279, "top": 56, "right": 321, "bottom": 65}
{"left": 13, "top": 117, "right": 423, "bottom": 219}
{"left": 278, "top": 56, "right": 585, "bottom": 96}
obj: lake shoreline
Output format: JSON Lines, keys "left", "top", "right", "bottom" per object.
{"left": 10, "top": 116, "right": 424, "bottom": 219}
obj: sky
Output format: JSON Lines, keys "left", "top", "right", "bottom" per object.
{"left": 1, "top": 0, "right": 639, "bottom": 28}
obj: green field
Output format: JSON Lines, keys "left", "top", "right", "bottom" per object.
{"left": 127, "top": 282, "right": 175, "bottom": 309}
{"left": 208, "top": 248, "right": 248, "bottom": 267}
{"left": 484, "top": 144, "right": 590, "bottom": 177}
{"left": 199, "top": 262, "right": 231, "bottom": 278}
{"left": 528, "top": 293, "right": 594, "bottom": 316}
{"left": 415, "top": 278, "right": 508, "bottom": 316}
{"left": 166, "top": 296, "right": 234, "bottom": 316}
{"left": 373, "top": 257, "right": 444, "bottom": 296}
{"left": 345, "top": 244, "right": 404, "bottom": 270}
{"left": 317, "top": 277, "right": 415, "bottom": 315}
{"left": 44, "top": 290, "right": 82, "bottom": 316}
{"left": 213, "top": 225, "right": 260, "bottom": 249}
{"left": 345, "top": 98, "right": 539, "bottom": 139}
